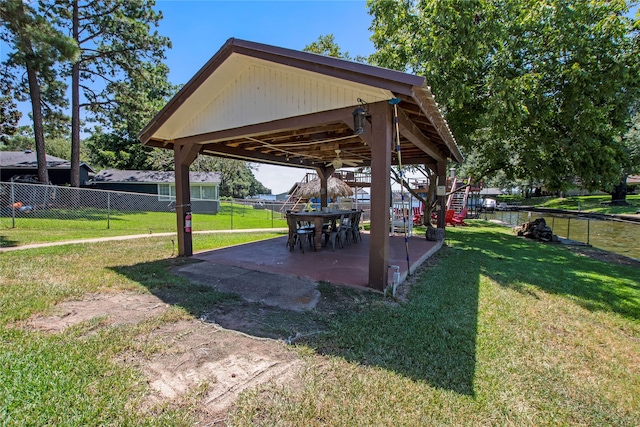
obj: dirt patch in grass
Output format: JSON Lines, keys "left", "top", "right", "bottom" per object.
{"left": 20, "top": 283, "right": 378, "bottom": 425}
{"left": 128, "top": 319, "right": 302, "bottom": 425}
{"left": 25, "top": 291, "right": 171, "bottom": 332}
{"left": 22, "top": 291, "right": 304, "bottom": 425}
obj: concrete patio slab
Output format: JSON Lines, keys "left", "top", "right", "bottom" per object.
{"left": 192, "top": 231, "right": 442, "bottom": 289}
{"left": 174, "top": 262, "right": 321, "bottom": 312}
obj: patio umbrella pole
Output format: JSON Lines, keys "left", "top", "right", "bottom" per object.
{"left": 390, "top": 97, "right": 411, "bottom": 276}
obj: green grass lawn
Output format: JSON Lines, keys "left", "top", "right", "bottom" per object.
{"left": 229, "top": 223, "right": 639, "bottom": 426}
{"left": 0, "top": 232, "right": 281, "bottom": 426}
{"left": 0, "top": 202, "right": 288, "bottom": 247}
{"left": 1, "top": 224, "right": 638, "bottom": 426}
{"left": 500, "top": 194, "right": 640, "bottom": 214}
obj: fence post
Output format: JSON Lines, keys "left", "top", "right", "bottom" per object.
{"left": 587, "top": 219, "right": 590, "bottom": 245}
{"left": 230, "top": 198, "right": 234, "bottom": 230}
{"left": 10, "top": 181, "right": 16, "bottom": 228}
{"left": 107, "top": 193, "right": 111, "bottom": 229}
{"left": 271, "top": 202, "right": 274, "bottom": 228}
{"left": 567, "top": 217, "right": 571, "bottom": 240}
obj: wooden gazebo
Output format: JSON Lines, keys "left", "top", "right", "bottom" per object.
{"left": 139, "top": 38, "right": 463, "bottom": 291}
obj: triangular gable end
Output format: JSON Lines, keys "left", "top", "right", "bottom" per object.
{"left": 153, "top": 54, "right": 393, "bottom": 142}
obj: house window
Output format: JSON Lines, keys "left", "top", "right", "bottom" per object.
{"left": 157, "top": 184, "right": 175, "bottom": 201}
{"left": 157, "top": 184, "right": 218, "bottom": 201}
{"left": 201, "top": 185, "right": 218, "bottom": 200}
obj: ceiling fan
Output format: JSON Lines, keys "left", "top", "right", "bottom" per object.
{"left": 326, "top": 149, "right": 363, "bottom": 169}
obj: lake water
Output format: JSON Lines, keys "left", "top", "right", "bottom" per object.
{"left": 484, "top": 210, "right": 640, "bottom": 261}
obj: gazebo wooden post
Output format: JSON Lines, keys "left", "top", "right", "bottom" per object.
{"left": 436, "top": 160, "right": 447, "bottom": 229}
{"left": 314, "top": 166, "right": 335, "bottom": 209}
{"left": 364, "top": 101, "right": 393, "bottom": 292}
{"left": 174, "top": 143, "right": 200, "bottom": 256}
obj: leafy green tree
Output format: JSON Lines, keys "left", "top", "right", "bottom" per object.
{"left": 0, "top": 0, "right": 78, "bottom": 183}
{"left": 46, "top": 0, "right": 170, "bottom": 186}
{"left": 0, "top": 69, "right": 21, "bottom": 144}
{"left": 611, "top": 111, "right": 640, "bottom": 203}
{"left": 0, "top": 125, "right": 31, "bottom": 151}
{"left": 304, "top": 34, "right": 368, "bottom": 62}
{"left": 85, "top": 62, "right": 175, "bottom": 170}
{"left": 0, "top": 124, "right": 84, "bottom": 161}
{"left": 368, "top": 0, "right": 640, "bottom": 196}
{"left": 304, "top": 34, "right": 353, "bottom": 59}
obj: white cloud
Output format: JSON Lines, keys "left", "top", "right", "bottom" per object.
{"left": 253, "top": 164, "right": 313, "bottom": 195}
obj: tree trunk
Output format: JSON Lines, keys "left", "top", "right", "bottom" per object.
{"left": 70, "top": 0, "right": 80, "bottom": 187}
{"left": 610, "top": 176, "right": 629, "bottom": 206}
{"left": 26, "top": 62, "right": 49, "bottom": 184}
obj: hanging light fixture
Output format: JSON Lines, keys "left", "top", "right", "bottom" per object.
{"left": 352, "top": 107, "right": 367, "bottom": 135}
{"left": 352, "top": 98, "right": 369, "bottom": 135}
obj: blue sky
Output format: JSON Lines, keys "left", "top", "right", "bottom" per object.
{"left": 153, "top": 1, "right": 376, "bottom": 193}
{"left": 156, "top": 0, "right": 375, "bottom": 84}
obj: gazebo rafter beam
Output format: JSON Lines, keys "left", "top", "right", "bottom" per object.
{"left": 201, "top": 145, "right": 315, "bottom": 168}
{"left": 172, "top": 105, "right": 357, "bottom": 146}
{"left": 396, "top": 106, "right": 446, "bottom": 163}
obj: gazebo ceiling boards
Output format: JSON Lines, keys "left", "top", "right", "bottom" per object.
{"left": 139, "top": 38, "right": 463, "bottom": 170}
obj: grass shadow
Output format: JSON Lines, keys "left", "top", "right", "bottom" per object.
{"left": 300, "top": 248, "right": 479, "bottom": 396}
{"left": 112, "top": 251, "right": 480, "bottom": 397}
{"left": 110, "top": 259, "right": 242, "bottom": 318}
{"left": 0, "top": 235, "right": 20, "bottom": 247}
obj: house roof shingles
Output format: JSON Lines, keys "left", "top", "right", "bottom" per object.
{"left": 91, "top": 170, "right": 221, "bottom": 184}
{"left": 0, "top": 151, "right": 95, "bottom": 172}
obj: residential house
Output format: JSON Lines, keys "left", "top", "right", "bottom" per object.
{"left": 0, "top": 150, "right": 95, "bottom": 186}
{"left": 89, "top": 170, "right": 221, "bottom": 213}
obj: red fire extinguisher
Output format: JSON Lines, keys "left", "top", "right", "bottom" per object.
{"left": 184, "top": 211, "right": 192, "bottom": 233}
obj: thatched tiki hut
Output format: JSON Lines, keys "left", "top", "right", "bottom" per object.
{"left": 297, "top": 176, "right": 353, "bottom": 200}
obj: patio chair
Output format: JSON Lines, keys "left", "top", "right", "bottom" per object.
{"left": 338, "top": 212, "right": 355, "bottom": 246}
{"left": 322, "top": 214, "right": 343, "bottom": 251}
{"left": 391, "top": 208, "right": 413, "bottom": 236}
{"left": 452, "top": 208, "right": 468, "bottom": 226}
{"left": 286, "top": 214, "right": 315, "bottom": 253}
{"left": 445, "top": 209, "right": 457, "bottom": 227}
{"left": 350, "top": 210, "right": 362, "bottom": 243}
{"left": 412, "top": 206, "right": 423, "bottom": 225}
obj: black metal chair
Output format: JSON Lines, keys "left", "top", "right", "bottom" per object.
{"left": 322, "top": 214, "right": 342, "bottom": 251}
{"left": 286, "top": 213, "right": 314, "bottom": 253}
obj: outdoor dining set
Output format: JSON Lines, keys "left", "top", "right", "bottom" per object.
{"left": 286, "top": 209, "right": 363, "bottom": 253}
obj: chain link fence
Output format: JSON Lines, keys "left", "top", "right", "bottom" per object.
{"left": 0, "top": 182, "right": 370, "bottom": 234}
{"left": 485, "top": 209, "right": 640, "bottom": 260}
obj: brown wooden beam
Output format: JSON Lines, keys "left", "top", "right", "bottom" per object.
{"left": 436, "top": 160, "right": 447, "bottom": 229}
{"left": 172, "top": 106, "right": 358, "bottom": 146}
{"left": 315, "top": 166, "right": 335, "bottom": 208}
{"left": 174, "top": 143, "right": 199, "bottom": 257}
{"left": 201, "top": 144, "right": 315, "bottom": 167}
{"left": 396, "top": 107, "right": 446, "bottom": 162}
{"left": 362, "top": 101, "right": 392, "bottom": 292}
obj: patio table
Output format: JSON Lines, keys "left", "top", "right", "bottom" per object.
{"left": 288, "top": 210, "right": 353, "bottom": 251}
